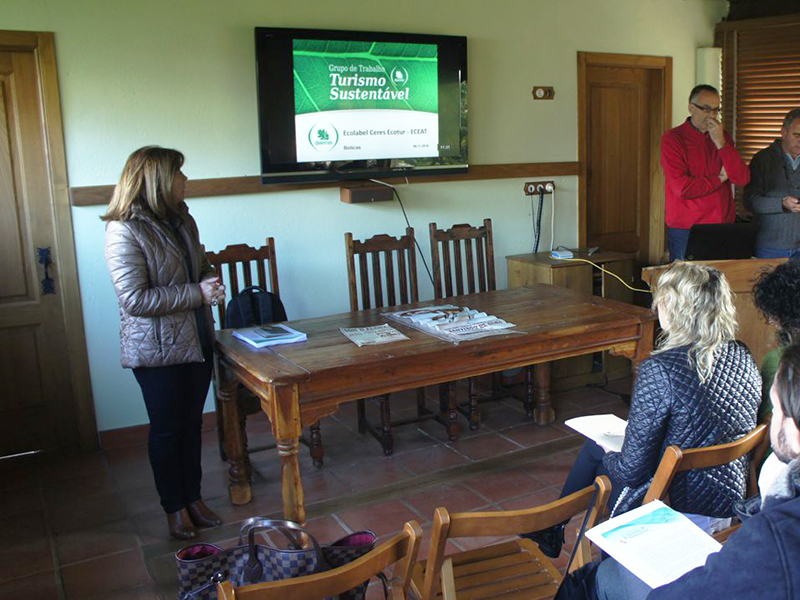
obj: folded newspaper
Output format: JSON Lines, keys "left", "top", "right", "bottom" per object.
{"left": 586, "top": 500, "right": 722, "bottom": 589}
{"left": 384, "top": 304, "right": 518, "bottom": 344}
{"left": 340, "top": 324, "right": 409, "bottom": 347}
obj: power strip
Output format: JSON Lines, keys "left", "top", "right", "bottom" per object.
{"left": 550, "top": 249, "right": 574, "bottom": 259}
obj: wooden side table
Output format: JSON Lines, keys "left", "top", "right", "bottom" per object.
{"left": 506, "top": 250, "right": 636, "bottom": 390}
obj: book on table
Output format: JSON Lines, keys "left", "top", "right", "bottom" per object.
{"left": 586, "top": 500, "right": 722, "bottom": 589}
{"left": 564, "top": 414, "right": 627, "bottom": 452}
{"left": 232, "top": 324, "right": 307, "bottom": 348}
{"left": 340, "top": 323, "right": 409, "bottom": 347}
{"left": 383, "top": 304, "right": 518, "bottom": 344}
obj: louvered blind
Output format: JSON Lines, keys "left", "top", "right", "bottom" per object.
{"left": 717, "top": 17, "right": 800, "bottom": 163}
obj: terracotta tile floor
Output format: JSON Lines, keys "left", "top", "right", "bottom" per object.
{"left": 0, "top": 377, "right": 631, "bottom": 599}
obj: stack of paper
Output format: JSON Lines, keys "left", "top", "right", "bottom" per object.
{"left": 384, "top": 304, "right": 517, "bottom": 344}
{"left": 340, "top": 324, "right": 409, "bottom": 347}
{"left": 586, "top": 500, "right": 722, "bottom": 589}
{"left": 232, "top": 324, "right": 307, "bottom": 348}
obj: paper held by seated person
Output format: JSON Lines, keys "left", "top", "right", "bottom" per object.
{"left": 340, "top": 324, "right": 410, "bottom": 347}
{"left": 564, "top": 414, "right": 627, "bottom": 453}
{"left": 383, "top": 304, "right": 519, "bottom": 344}
{"left": 586, "top": 500, "right": 723, "bottom": 589}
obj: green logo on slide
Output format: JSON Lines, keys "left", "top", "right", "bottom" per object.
{"left": 390, "top": 66, "right": 408, "bottom": 86}
{"left": 308, "top": 122, "right": 339, "bottom": 152}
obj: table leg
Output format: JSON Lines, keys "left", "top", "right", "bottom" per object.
{"left": 219, "top": 372, "right": 252, "bottom": 505}
{"left": 534, "top": 362, "right": 555, "bottom": 425}
{"left": 273, "top": 384, "right": 306, "bottom": 523}
{"left": 523, "top": 366, "right": 534, "bottom": 418}
{"left": 445, "top": 380, "right": 459, "bottom": 442}
{"left": 309, "top": 421, "right": 324, "bottom": 468}
{"left": 467, "top": 377, "right": 480, "bottom": 431}
{"left": 278, "top": 438, "right": 306, "bottom": 524}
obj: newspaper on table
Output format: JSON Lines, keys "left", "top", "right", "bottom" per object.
{"left": 383, "top": 304, "right": 519, "bottom": 344}
{"left": 586, "top": 500, "right": 722, "bottom": 589}
{"left": 564, "top": 414, "right": 627, "bottom": 453}
{"left": 340, "top": 324, "right": 409, "bottom": 347}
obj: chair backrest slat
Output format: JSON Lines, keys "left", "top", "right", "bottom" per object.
{"left": 205, "top": 239, "right": 280, "bottom": 329}
{"left": 345, "top": 228, "right": 419, "bottom": 311}
{"left": 429, "top": 219, "right": 496, "bottom": 300}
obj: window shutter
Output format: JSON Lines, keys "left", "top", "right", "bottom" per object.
{"left": 717, "top": 15, "right": 800, "bottom": 163}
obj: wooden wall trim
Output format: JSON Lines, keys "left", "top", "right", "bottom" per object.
{"left": 70, "top": 161, "right": 581, "bottom": 206}
{"left": 715, "top": 12, "right": 800, "bottom": 32}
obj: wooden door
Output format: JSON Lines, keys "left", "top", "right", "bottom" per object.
{"left": 578, "top": 52, "right": 671, "bottom": 265}
{"left": 586, "top": 65, "right": 651, "bottom": 255}
{"left": 0, "top": 43, "right": 85, "bottom": 455}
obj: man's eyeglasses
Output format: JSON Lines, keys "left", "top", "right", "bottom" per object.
{"left": 691, "top": 102, "right": 722, "bottom": 115}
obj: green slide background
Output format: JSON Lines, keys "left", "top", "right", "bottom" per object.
{"left": 293, "top": 40, "right": 439, "bottom": 115}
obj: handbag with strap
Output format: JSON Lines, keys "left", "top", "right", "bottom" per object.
{"left": 176, "top": 518, "right": 377, "bottom": 600}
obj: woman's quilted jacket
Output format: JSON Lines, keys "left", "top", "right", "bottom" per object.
{"left": 603, "top": 341, "right": 761, "bottom": 517}
{"left": 105, "top": 203, "right": 215, "bottom": 368}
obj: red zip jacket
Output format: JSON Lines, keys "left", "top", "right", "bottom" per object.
{"left": 661, "top": 118, "right": 750, "bottom": 229}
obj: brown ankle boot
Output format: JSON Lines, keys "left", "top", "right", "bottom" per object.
{"left": 168, "top": 508, "right": 197, "bottom": 540}
{"left": 187, "top": 500, "right": 222, "bottom": 528}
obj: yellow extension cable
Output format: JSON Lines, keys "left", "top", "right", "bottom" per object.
{"left": 549, "top": 255, "right": 652, "bottom": 294}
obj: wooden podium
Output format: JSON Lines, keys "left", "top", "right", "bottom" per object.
{"left": 643, "top": 258, "right": 785, "bottom": 366}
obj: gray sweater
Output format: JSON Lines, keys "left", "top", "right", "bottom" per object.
{"left": 744, "top": 139, "right": 800, "bottom": 250}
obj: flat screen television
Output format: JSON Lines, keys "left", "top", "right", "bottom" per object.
{"left": 255, "top": 27, "right": 468, "bottom": 184}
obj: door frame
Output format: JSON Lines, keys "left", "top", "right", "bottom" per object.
{"left": 577, "top": 51, "right": 672, "bottom": 265}
{"left": 0, "top": 30, "right": 98, "bottom": 451}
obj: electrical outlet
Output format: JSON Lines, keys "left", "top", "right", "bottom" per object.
{"left": 523, "top": 181, "right": 555, "bottom": 196}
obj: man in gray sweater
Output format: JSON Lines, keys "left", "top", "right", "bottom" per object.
{"left": 745, "top": 108, "right": 800, "bottom": 258}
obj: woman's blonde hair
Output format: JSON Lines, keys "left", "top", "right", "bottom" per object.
{"left": 101, "top": 146, "right": 184, "bottom": 221}
{"left": 652, "top": 261, "right": 737, "bottom": 384}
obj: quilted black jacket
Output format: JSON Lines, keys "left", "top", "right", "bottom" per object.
{"left": 603, "top": 341, "right": 761, "bottom": 518}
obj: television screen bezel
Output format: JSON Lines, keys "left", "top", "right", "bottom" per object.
{"left": 255, "top": 26, "right": 468, "bottom": 184}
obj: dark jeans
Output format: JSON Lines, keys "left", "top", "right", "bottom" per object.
{"left": 560, "top": 439, "right": 623, "bottom": 510}
{"left": 667, "top": 228, "right": 691, "bottom": 262}
{"left": 133, "top": 352, "right": 212, "bottom": 514}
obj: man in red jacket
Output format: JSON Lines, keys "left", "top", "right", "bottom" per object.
{"left": 661, "top": 84, "right": 750, "bottom": 261}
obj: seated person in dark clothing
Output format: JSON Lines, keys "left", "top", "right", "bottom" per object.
{"left": 524, "top": 261, "right": 761, "bottom": 557}
{"left": 595, "top": 343, "right": 800, "bottom": 600}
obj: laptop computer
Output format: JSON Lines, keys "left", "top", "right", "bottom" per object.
{"left": 684, "top": 222, "right": 758, "bottom": 261}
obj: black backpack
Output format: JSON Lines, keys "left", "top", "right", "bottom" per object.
{"left": 224, "top": 286, "right": 288, "bottom": 328}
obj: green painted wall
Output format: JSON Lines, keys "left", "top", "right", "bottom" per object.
{"left": 2, "top": 0, "right": 727, "bottom": 430}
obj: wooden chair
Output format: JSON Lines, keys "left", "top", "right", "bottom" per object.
{"left": 642, "top": 423, "right": 770, "bottom": 506}
{"left": 345, "top": 228, "right": 446, "bottom": 453}
{"left": 206, "top": 240, "right": 322, "bottom": 468}
{"left": 411, "top": 475, "right": 612, "bottom": 600}
{"left": 429, "top": 219, "right": 534, "bottom": 430}
{"left": 217, "top": 520, "right": 422, "bottom": 599}
{"left": 642, "top": 423, "right": 770, "bottom": 544}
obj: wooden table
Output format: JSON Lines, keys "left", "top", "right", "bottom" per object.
{"left": 215, "top": 284, "right": 656, "bottom": 523}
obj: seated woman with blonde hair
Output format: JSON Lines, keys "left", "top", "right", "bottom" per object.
{"left": 525, "top": 261, "right": 761, "bottom": 557}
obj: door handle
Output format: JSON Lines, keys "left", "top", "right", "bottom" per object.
{"left": 37, "top": 246, "right": 56, "bottom": 295}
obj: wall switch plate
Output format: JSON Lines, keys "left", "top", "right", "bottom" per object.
{"left": 532, "top": 86, "right": 555, "bottom": 100}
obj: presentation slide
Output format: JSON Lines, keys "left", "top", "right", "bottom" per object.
{"left": 292, "top": 39, "right": 440, "bottom": 163}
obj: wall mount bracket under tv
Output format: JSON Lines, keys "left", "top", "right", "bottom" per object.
{"left": 255, "top": 27, "right": 468, "bottom": 184}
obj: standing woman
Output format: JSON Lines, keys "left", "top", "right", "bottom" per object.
{"left": 104, "top": 147, "right": 225, "bottom": 540}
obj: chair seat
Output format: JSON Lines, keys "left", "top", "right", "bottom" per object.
{"left": 412, "top": 539, "right": 561, "bottom": 600}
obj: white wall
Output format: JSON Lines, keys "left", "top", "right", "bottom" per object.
{"left": 2, "top": 0, "right": 727, "bottom": 431}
